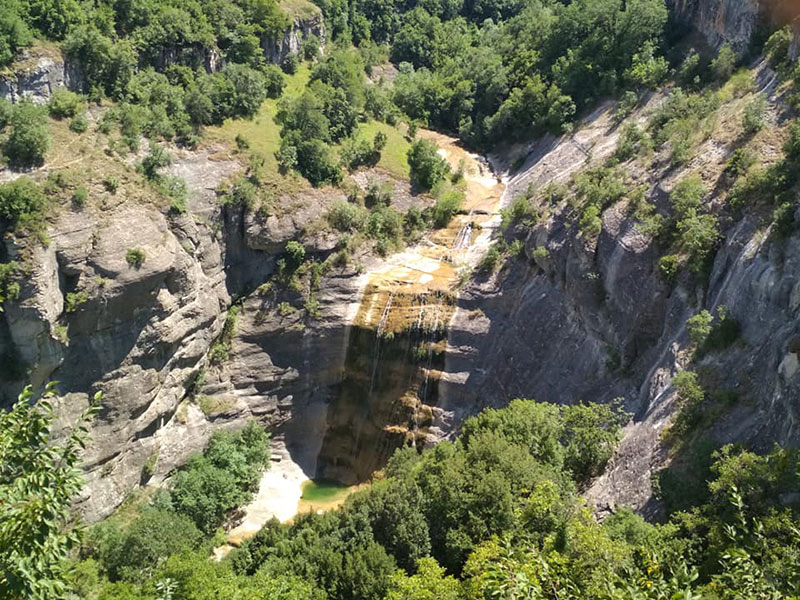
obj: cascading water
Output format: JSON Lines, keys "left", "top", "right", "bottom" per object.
{"left": 315, "top": 130, "right": 505, "bottom": 485}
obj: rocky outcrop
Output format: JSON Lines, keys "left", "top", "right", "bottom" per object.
{"left": 0, "top": 45, "right": 82, "bottom": 103}
{"left": 668, "top": 0, "right": 800, "bottom": 52}
{"left": 262, "top": 13, "right": 325, "bottom": 64}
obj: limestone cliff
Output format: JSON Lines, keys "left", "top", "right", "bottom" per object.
{"left": 0, "top": 44, "right": 82, "bottom": 104}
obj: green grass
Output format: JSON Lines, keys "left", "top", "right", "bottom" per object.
{"left": 354, "top": 121, "right": 411, "bottom": 179}
{"left": 300, "top": 479, "right": 351, "bottom": 503}
{"left": 279, "top": 0, "right": 321, "bottom": 20}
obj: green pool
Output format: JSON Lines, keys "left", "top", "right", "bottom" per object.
{"left": 300, "top": 479, "right": 351, "bottom": 504}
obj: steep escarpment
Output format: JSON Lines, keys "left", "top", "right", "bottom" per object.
{"left": 437, "top": 62, "right": 800, "bottom": 516}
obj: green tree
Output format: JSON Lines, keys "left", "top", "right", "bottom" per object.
{"left": 407, "top": 139, "right": 449, "bottom": 190}
{"left": 0, "top": 0, "right": 32, "bottom": 66}
{"left": 386, "top": 557, "right": 460, "bottom": 600}
{"left": 0, "top": 384, "right": 100, "bottom": 600}
{"left": 4, "top": 101, "right": 50, "bottom": 168}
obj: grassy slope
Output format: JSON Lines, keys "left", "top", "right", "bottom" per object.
{"left": 353, "top": 120, "right": 411, "bottom": 179}
{"left": 204, "top": 65, "right": 312, "bottom": 191}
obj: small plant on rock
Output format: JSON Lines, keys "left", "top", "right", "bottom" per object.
{"left": 126, "top": 248, "right": 146, "bottom": 269}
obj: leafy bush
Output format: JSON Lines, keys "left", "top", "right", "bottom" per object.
{"left": 4, "top": 101, "right": 50, "bottom": 168}
{"left": 49, "top": 89, "right": 83, "bottom": 118}
{"left": 263, "top": 65, "right": 286, "bottom": 99}
{"left": 125, "top": 248, "right": 146, "bottom": 269}
{"left": 72, "top": 186, "right": 88, "bottom": 208}
{"left": 710, "top": 44, "right": 736, "bottom": 83}
{"left": 687, "top": 310, "right": 713, "bottom": 346}
{"left": 139, "top": 143, "right": 171, "bottom": 180}
{"left": 0, "top": 1, "right": 32, "bottom": 67}
{"left": 743, "top": 95, "right": 767, "bottom": 135}
{"left": 69, "top": 113, "right": 89, "bottom": 133}
{"left": 432, "top": 189, "right": 463, "bottom": 228}
{"left": 302, "top": 33, "right": 320, "bottom": 61}
{"left": 659, "top": 254, "right": 680, "bottom": 283}
{"left": 579, "top": 204, "right": 602, "bottom": 237}
{"left": 765, "top": 26, "right": 793, "bottom": 71}
{"left": 500, "top": 195, "right": 536, "bottom": 229}
{"left": 670, "top": 175, "right": 706, "bottom": 218}
{"left": 407, "top": 139, "right": 449, "bottom": 190}
{"left": 561, "top": 401, "right": 628, "bottom": 484}
{"left": 0, "top": 177, "right": 48, "bottom": 227}
{"left": 281, "top": 53, "right": 298, "bottom": 74}
{"left": 725, "top": 148, "right": 755, "bottom": 177}
{"left": 328, "top": 201, "right": 367, "bottom": 232}
{"left": 772, "top": 201, "right": 796, "bottom": 239}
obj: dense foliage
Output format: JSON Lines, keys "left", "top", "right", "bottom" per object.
{"left": 0, "top": 384, "right": 100, "bottom": 600}
{"left": 31, "top": 396, "right": 792, "bottom": 600}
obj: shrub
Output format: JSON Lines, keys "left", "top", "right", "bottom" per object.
{"left": 670, "top": 175, "right": 706, "bottom": 218}
{"left": 407, "top": 140, "right": 449, "bottom": 190}
{"left": 532, "top": 246, "right": 550, "bottom": 263}
{"left": 0, "top": 177, "right": 47, "bottom": 227}
{"left": 479, "top": 245, "right": 502, "bottom": 272}
{"left": 263, "top": 65, "right": 286, "bottom": 99}
{"left": 4, "top": 101, "right": 50, "bottom": 168}
{"left": 364, "top": 180, "right": 393, "bottom": 208}
{"left": 625, "top": 42, "right": 669, "bottom": 90}
{"left": 765, "top": 26, "right": 793, "bottom": 71}
{"left": 659, "top": 254, "right": 680, "bottom": 284}
{"left": 69, "top": 113, "right": 88, "bottom": 133}
{"left": 687, "top": 310, "right": 713, "bottom": 346}
{"left": 677, "top": 211, "right": 719, "bottom": 272}
{"left": 139, "top": 143, "right": 171, "bottom": 180}
{"left": 561, "top": 402, "right": 627, "bottom": 483}
{"left": 72, "top": 186, "right": 88, "bottom": 209}
{"left": 125, "top": 248, "right": 146, "bottom": 269}
{"left": 772, "top": 202, "right": 796, "bottom": 239}
{"left": 340, "top": 135, "right": 378, "bottom": 171}
{"left": 49, "top": 89, "right": 83, "bottom": 118}
{"left": 0, "top": 98, "right": 12, "bottom": 129}
{"left": 615, "top": 123, "right": 646, "bottom": 162}
{"left": 302, "top": 33, "right": 320, "bottom": 61}
{"left": 711, "top": 44, "right": 736, "bottom": 83}
{"left": 703, "top": 308, "right": 740, "bottom": 353}
{"left": 285, "top": 240, "right": 305, "bottom": 266}
{"left": 432, "top": 189, "right": 463, "bottom": 228}
{"left": 88, "top": 509, "right": 202, "bottom": 582}
{"left": 103, "top": 175, "right": 120, "bottom": 193}
{"left": 0, "top": 261, "right": 20, "bottom": 307}
{"left": 742, "top": 96, "right": 767, "bottom": 135}
{"left": 501, "top": 195, "right": 536, "bottom": 229}
{"left": 725, "top": 148, "right": 755, "bottom": 177}
{"left": 281, "top": 53, "right": 298, "bottom": 74}
{"left": 221, "top": 178, "right": 258, "bottom": 209}
{"left": 579, "top": 204, "right": 603, "bottom": 237}
{"left": 328, "top": 201, "right": 367, "bottom": 232}
{"left": 784, "top": 120, "right": 800, "bottom": 161}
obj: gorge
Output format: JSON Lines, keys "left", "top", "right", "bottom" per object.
{"left": 1, "top": 0, "right": 800, "bottom": 560}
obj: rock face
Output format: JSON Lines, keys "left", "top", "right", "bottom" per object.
{"left": 261, "top": 14, "right": 326, "bottom": 64}
{"left": 435, "top": 66, "right": 800, "bottom": 516}
{"left": 668, "top": 0, "right": 763, "bottom": 51}
{"left": 0, "top": 46, "right": 82, "bottom": 103}
{"left": 668, "top": 0, "right": 800, "bottom": 52}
